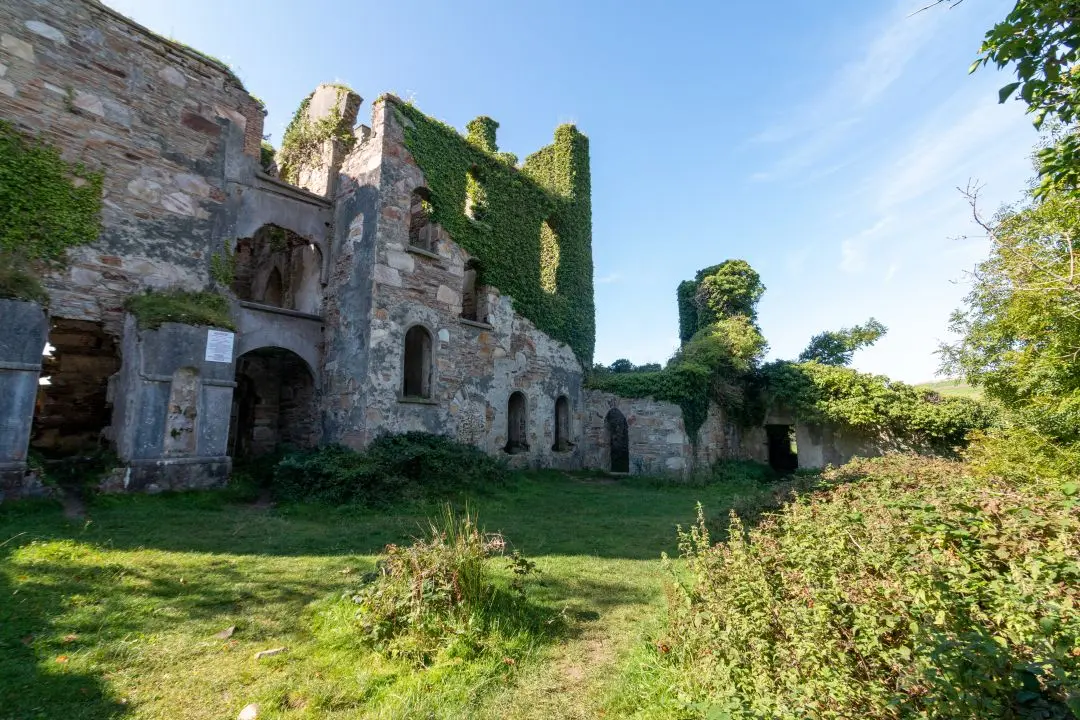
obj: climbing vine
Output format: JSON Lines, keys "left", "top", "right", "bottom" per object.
{"left": 278, "top": 86, "right": 357, "bottom": 185}
{"left": 0, "top": 121, "right": 103, "bottom": 302}
{"left": 394, "top": 101, "right": 595, "bottom": 366}
{"left": 0, "top": 121, "right": 103, "bottom": 262}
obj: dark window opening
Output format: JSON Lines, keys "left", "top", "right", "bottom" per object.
{"left": 765, "top": 424, "right": 798, "bottom": 473}
{"left": 605, "top": 407, "right": 629, "bottom": 473}
{"left": 408, "top": 187, "right": 437, "bottom": 251}
{"left": 506, "top": 391, "right": 528, "bottom": 454}
{"left": 461, "top": 259, "right": 483, "bottom": 322}
{"left": 402, "top": 326, "right": 433, "bottom": 399}
{"left": 553, "top": 396, "right": 571, "bottom": 452}
{"left": 229, "top": 348, "right": 315, "bottom": 458}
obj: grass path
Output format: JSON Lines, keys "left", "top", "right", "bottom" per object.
{"left": 0, "top": 472, "right": 763, "bottom": 719}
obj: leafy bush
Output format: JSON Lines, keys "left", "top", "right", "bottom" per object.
{"left": 332, "top": 507, "right": 549, "bottom": 665}
{"left": 765, "top": 360, "right": 995, "bottom": 452}
{"left": 273, "top": 432, "right": 509, "bottom": 506}
{"left": 124, "top": 289, "right": 234, "bottom": 330}
{"left": 619, "top": 455, "right": 1080, "bottom": 719}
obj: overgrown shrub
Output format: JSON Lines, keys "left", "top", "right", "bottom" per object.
{"left": 765, "top": 360, "right": 996, "bottom": 452}
{"left": 333, "top": 507, "right": 549, "bottom": 665}
{"left": 273, "top": 432, "right": 508, "bottom": 506}
{"left": 619, "top": 455, "right": 1080, "bottom": 719}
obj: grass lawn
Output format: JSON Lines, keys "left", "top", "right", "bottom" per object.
{"left": 915, "top": 377, "right": 983, "bottom": 399}
{"left": 0, "top": 470, "right": 773, "bottom": 719}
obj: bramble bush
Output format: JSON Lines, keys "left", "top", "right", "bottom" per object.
{"left": 315, "top": 507, "right": 553, "bottom": 667}
{"left": 272, "top": 432, "right": 508, "bottom": 506}
{"left": 615, "top": 454, "right": 1080, "bottom": 719}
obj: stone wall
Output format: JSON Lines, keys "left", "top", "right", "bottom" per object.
{"left": 0, "top": 0, "right": 265, "bottom": 334}
{"left": 325, "top": 98, "right": 586, "bottom": 468}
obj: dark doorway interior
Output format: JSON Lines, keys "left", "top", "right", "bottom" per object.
{"left": 505, "top": 391, "right": 528, "bottom": 454}
{"left": 605, "top": 407, "right": 629, "bottom": 473}
{"left": 765, "top": 424, "right": 798, "bottom": 473}
{"left": 32, "top": 319, "right": 120, "bottom": 453}
{"left": 229, "top": 348, "right": 315, "bottom": 458}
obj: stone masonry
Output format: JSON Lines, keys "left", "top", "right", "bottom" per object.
{"left": 0, "top": 0, "right": 872, "bottom": 500}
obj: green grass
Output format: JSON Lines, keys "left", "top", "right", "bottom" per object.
{"left": 916, "top": 377, "right": 983, "bottom": 399}
{"left": 0, "top": 470, "right": 776, "bottom": 719}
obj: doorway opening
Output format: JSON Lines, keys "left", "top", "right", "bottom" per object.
{"left": 605, "top": 407, "right": 629, "bottom": 473}
{"left": 765, "top": 424, "right": 798, "bottom": 473}
{"left": 505, "top": 391, "right": 528, "bottom": 454}
{"left": 229, "top": 347, "right": 315, "bottom": 458}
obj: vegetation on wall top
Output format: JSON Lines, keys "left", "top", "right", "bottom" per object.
{"left": 393, "top": 100, "right": 595, "bottom": 366}
{"left": 125, "top": 289, "right": 235, "bottom": 330}
{"left": 278, "top": 86, "right": 357, "bottom": 185}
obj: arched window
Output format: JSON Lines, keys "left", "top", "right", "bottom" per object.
{"left": 605, "top": 407, "right": 629, "bottom": 473}
{"left": 553, "top": 395, "right": 570, "bottom": 452}
{"left": 408, "top": 187, "right": 436, "bottom": 251}
{"left": 506, "top": 391, "right": 528, "bottom": 454}
{"left": 540, "top": 218, "right": 560, "bottom": 294}
{"left": 402, "top": 325, "right": 433, "bottom": 399}
{"left": 465, "top": 166, "right": 488, "bottom": 222}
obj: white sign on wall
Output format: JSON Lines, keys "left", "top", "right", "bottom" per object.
{"left": 204, "top": 329, "right": 235, "bottom": 363}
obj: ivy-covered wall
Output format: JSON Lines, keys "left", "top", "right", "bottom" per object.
{"left": 393, "top": 101, "right": 595, "bottom": 367}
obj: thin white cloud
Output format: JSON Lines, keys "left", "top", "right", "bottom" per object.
{"left": 748, "top": 0, "right": 946, "bottom": 183}
{"left": 840, "top": 217, "right": 893, "bottom": 274}
{"left": 595, "top": 272, "right": 623, "bottom": 285}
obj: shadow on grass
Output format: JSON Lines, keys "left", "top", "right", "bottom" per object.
{"left": 0, "top": 537, "right": 127, "bottom": 720}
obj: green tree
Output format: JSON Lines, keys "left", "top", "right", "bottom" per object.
{"left": 609, "top": 358, "right": 635, "bottom": 374}
{"left": 941, "top": 185, "right": 1080, "bottom": 440}
{"left": 798, "top": 317, "right": 887, "bottom": 366}
{"left": 966, "top": 0, "right": 1080, "bottom": 194}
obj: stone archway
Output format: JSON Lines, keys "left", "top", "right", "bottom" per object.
{"left": 605, "top": 407, "right": 629, "bottom": 473}
{"left": 229, "top": 347, "right": 315, "bottom": 458}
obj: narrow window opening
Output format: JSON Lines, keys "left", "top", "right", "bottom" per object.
{"left": 553, "top": 396, "right": 571, "bottom": 452}
{"left": 765, "top": 424, "right": 798, "bottom": 472}
{"left": 408, "top": 187, "right": 437, "bottom": 251}
{"left": 540, "top": 218, "right": 560, "bottom": 294}
{"left": 506, "top": 391, "right": 528, "bottom": 454}
{"left": 461, "top": 259, "right": 483, "bottom": 322}
{"left": 465, "top": 166, "right": 488, "bottom": 222}
{"left": 402, "top": 326, "right": 433, "bottom": 399}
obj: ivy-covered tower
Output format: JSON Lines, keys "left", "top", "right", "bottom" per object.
{"left": 321, "top": 96, "right": 595, "bottom": 467}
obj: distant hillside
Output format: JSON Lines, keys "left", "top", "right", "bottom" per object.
{"left": 916, "top": 378, "right": 982, "bottom": 399}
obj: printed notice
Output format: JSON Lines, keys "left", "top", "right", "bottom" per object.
{"left": 205, "top": 329, "right": 235, "bottom": 363}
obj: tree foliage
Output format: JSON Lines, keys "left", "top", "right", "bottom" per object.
{"left": 942, "top": 186, "right": 1080, "bottom": 441}
{"left": 971, "top": 0, "right": 1080, "bottom": 194}
{"left": 798, "top": 317, "right": 887, "bottom": 366}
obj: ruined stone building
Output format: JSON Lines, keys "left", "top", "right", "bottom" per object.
{"left": 0, "top": 0, "right": 877, "bottom": 500}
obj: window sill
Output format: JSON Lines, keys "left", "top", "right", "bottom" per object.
{"left": 458, "top": 318, "right": 493, "bottom": 330}
{"left": 397, "top": 396, "right": 438, "bottom": 405}
{"left": 406, "top": 245, "right": 441, "bottom": 260}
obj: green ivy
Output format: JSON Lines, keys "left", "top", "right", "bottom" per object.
{"left": 0, "top": 121, "right": 103, "bottom": 264}
{"left": 395, "top": 101, "right": 595, "bottom": 366}
{"left": 588, "top": 365, "right": 712, "bottom": 440}
{"left": 209, "top": 239, "right": 236, "bottom": 289}
{"left": 278, "top": 86, "right": 357, "bottom": 185}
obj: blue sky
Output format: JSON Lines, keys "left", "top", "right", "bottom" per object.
{"left": 106, "top": 0, "right": 1036, "bottom": 382}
